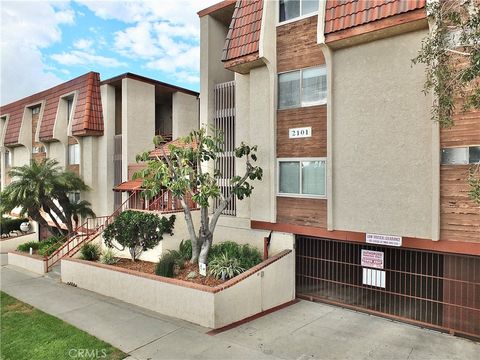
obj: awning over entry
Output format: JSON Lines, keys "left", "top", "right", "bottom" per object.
{"left": 113, "top": 179, "right": 143, "bottom": 192}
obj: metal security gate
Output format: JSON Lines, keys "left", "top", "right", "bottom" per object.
{"left": 295, "top": 236, "right": 480, "bottom": 338}
{"left": 213, "top": 81, "right": 236, "bottom": 216}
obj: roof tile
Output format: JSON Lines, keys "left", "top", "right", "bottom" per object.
{"left": 325, "top": 0, "right": 426, "bottom": 34}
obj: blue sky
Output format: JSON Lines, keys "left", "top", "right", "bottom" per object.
{"left": 0, "top": 0, "right": 218, "bottom": 105}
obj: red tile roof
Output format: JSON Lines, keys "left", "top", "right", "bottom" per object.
{"left": 222, "top": 0, "right": 263, "bottom": 62}
{"left": 149, "top": 138, "right": 198, "bottom": 158}
{"left": 113, "top": 179, "right": 143, "bottom": 192}
{"left": 0, "top": 72, "right": 104, "bottom": 146}
{"left": 324, "top": 0, "right": 426, "bottom": 34}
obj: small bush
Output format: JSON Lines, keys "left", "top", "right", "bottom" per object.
{"left": 100, "top": 248, "right": 117, "bottom": 265}
{"left": 34, "top": 236, "right": 65, "bottom": 257}
{"left": 209, "top": 253, "right": 245, "bottom": 280}
{"left": 79, "top": 243, "right": 101, "bottom": 261}
{"left": 17, "top": 241, "right": 40, "bottom": 252}
{"left": 208, "top": 241, "right": 262, "bottom": 269}
{"left": 166, "top": 240, "right": 192, "bottom": 269}
{"left": 155, "top": 253, "right": 176, "bottom": 278}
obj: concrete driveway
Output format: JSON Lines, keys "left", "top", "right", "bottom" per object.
{"left": 1, "top": 265, "right": 478, "bottom": 360}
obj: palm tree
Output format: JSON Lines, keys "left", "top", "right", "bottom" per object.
{"left": 68, "top": 200, "right": 96, "bottom": 228}
{"left": 0, "top": 159, "right": 94, "bottom": 236}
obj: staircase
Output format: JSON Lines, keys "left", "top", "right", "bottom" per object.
{"left": 45, "top": 193, "right": 134, "bottom": 272}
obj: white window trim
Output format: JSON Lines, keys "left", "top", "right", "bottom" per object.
{"left": 278, "top": 65, "right": 327, "bottom": 110}
{"left": 68, "top": 143, "right": 80, "bottom": 165}
{"left": 277, "top": 157, "right": 327, "bottom": 199}
{"left": 277, "top": 0, "right": 319, "bottom": 26}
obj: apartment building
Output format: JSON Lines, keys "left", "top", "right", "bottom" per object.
{"left": 199, "top": 0, "right": 480, "bottom": 338}
{"left": 0, "top": 72, "right": 199, "bottom": 225}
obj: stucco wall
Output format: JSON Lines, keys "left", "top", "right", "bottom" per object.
{"left": 331, "top": 30, "right": 435, "bottom": 239}
{"left": 172, "top": 92, "right": 198, "bottom": 139}
{"left": 122, "top": 78, "right": 155, "bottom": 183}
{"left": 48, "top": 141, "right": 66, "bottom": 167}
{"left": 62, "top": 259, "right": 215, "bottom": 328}
{"left": 8, "top": 252, "right": 46, "bottom": 274}
{"left": 11, "top": 145, "right": 30, "bottom": 168}
{"left": 0, "top": 232, "right": 37, "bottom": 254}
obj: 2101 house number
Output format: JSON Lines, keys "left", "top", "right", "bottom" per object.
{"left": 289, "top": 127, "right": 312, "bottom": 139}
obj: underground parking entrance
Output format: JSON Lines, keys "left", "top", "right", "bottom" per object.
{"left": 295, "top": 235, "right": 480, "bottom": 339}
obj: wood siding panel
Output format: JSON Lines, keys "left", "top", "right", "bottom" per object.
{"left": 277, "top": 197, "right": 327, "bottom": 228}
{"left": 440, "top": 165, "right": 480, "bottom": 243}
{"left": 440, "top": 108, "right": 480, "bottom": 147}
{"left": 277, "top": 16, "right": 325, "bottom": 73}
{"left": 277, "top": 105, "right": 327, "bottom": 158}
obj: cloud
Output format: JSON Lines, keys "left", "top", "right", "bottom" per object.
{"left": 73, "top": 38, "right": 94, "bottom": 51}
{"left": 0, "top": 1, "right": 74, "bottom": 105}
{"left": 79, "top": 0, "right": 219, "bottom": 84}
{"left": 51, "top": 50, "right": 127, "bottom": 67}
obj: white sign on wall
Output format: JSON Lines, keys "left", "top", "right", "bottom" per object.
{"left": 289, "top": 127, "right": 312, "bottom": 139}
{"left": 199, "top": 262, "right": 207, "bottom": 277}
{"left": 362, "top": 268, "right": 386, "bottom": 288}
{"left": 366, "top": 233, "right": 402, "bottom": 247}
{"left": 361, "top": 250, "right": 384, "bottom": 269}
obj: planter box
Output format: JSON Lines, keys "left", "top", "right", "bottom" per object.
{"left": 8, "top": 251, "right": 46, "bottom": 275}
{"left": 0, "top": 232, "right": 37, "bottom": 254}
{"left": 62, "top": 250, "right": 294, "bottom": 328}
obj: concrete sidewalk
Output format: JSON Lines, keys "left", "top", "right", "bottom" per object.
{"left": 1, "top": 265, "right": 478, "bottom": 360}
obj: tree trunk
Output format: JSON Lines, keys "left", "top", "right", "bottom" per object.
{"left": 198, "top": 232, "right": 212, "bottom": 265}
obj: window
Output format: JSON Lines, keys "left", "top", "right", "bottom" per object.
{"left": 4, "top": 149, "right": 11, "bottom": 167}
{"left": 31, "top": 106, "right": 41, "bottom": 115}
{"left": 279, "top": 0, "right": 318, "bottom": 23}
{"left": 66, "top": 98, "right": 73, "bottom": 123}
{"left": 68, "top": 143, "right": 80, "bottom": 165}
{"left": 278, "top": 66, "right": 327, "bottom": 109}
{"left": 441, "top": 146, "right": 480, "bottom": 165}
{"left": 32, "top": 145, "right": 45, "bottom": 154}
{"left": 278, "top": 158, "right": 326, "bottom": 197}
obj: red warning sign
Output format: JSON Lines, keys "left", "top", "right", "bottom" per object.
{"left": 361, "top": 250, "right": 384, "bottom": 269}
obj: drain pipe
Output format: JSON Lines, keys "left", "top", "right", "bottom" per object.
{"left": 263, "top": 231, "right": 273, "bottom": 260}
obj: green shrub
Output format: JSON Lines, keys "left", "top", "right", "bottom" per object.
{"left": 103, "top": 210, "right": 175, "bottom": 261}
{"left": 208, "top": 253, "right": 245, "bottom": 280}
{"left": 155, "top": 253, "right": 176, "bottom": 278}
{"left": 35, "top": 236, "right": 65, "bottom": 257}
{"left": 208, "top": 241, "right": 262, "bottom": 269}
{"left": 166, "top": 240, "right": 192, "bottom": 269}
{"left": 100, "top": 248, "right": 117, "bottom": 265}
{"left": 79, "top": 243, "right": 101, "bottom": 261}
{"left": 17, "top": 241, "right": 40, "bottom": 252}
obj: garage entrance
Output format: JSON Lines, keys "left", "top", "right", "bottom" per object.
{"left": 295, "top": 236, "right": 480, "bottom": 338}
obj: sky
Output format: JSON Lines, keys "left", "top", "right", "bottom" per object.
{"left": 0, "top": 0, "right": 219, "bottom": 105}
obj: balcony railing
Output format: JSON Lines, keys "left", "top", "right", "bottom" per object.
{"left": 128, "top": 189, "right": 198, "bottom": 213}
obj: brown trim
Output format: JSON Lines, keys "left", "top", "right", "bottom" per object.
{"left": 251, "top": 221, "right": 480, "bottom": 256}
{"left": 100, "top": 73, "right": 199, "bottom": 97}
{"left": 206, "top": 299, "right": 300, "bottom": 335}
{"left": 63, "top": 249, "right": 292, "bottom": 294}
{"left": 10, "top": 250, "right": 46, "bottom": 261}
{"left": 197, "top": 0, "right": 236, "bottom": 17}
{"left": 325, "top": 9, "right": 427, "bottom": 44}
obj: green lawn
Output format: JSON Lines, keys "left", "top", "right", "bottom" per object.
{"left": 0, "top": 291, "right": 125, "bottom": 360}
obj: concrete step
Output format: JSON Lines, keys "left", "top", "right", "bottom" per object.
{"left": 45, "top": 263, "right": 61, "bottom": 281}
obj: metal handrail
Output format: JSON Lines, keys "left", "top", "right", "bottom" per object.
{"left": 45, "top": 192, "right": 136, "bottom": 271}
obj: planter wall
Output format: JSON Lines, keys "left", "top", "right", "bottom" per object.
{"left": 61, "top": 249, "right": 294, "bottom": 328}
{"left": 8, "top": 251, "right": 46, "bottom": 275}
{"left": 0, "top": 232, "right": 37, "bottom": 254}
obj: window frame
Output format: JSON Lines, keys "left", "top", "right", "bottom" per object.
{"left": 4, "top": 149, "right": 11, "bottom": 168}
{"left": 278, "top": 65, "right": 327, "bottom": 110}
{"left": 277, "top": 0, "right": 319, "bottom": 26}
{"left": 441, "top": 146, "right": 480, "bottom": 165}
{"left": 277, "top": 157, "right": 327, "bottom": 199}
{"left": 68, "top": 143, "right": 80, "bottom": 165}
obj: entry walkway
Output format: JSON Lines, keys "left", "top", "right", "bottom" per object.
{"left": 1, "top": 265, "right": 478, "bottom": 360}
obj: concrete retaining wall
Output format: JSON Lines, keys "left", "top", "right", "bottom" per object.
{"left": 8, "top": 251, "right": 46, "bottom": 275}
{"left": 61, "top": 250, "right": 293, "bottom": 328}
{"left": 0, "top": 232, "right": 37, "bottom": 255}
